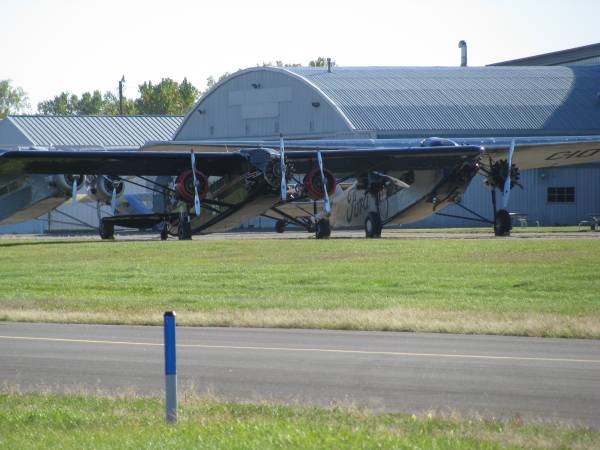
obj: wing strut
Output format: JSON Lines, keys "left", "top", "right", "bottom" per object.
{"left": 279, "top": 136, "right": 287, "bottom": 202}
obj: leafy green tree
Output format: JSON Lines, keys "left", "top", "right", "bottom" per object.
{"left": 309, "top": 57, "right": 334, "bottom": 67}
{"left": 135, "top": 78, "right": 199, "bottom": 115}
{"left": 37, "top": 90, "right": 130, "bottom": 115}
{"left": 37, "top": 92, "right": 79, "bottom": 115}
{"left": 0, "top": 80, "right": 29, "bottom": 118}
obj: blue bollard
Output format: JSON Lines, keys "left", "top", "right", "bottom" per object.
{"left": 164, "top": 311, "right": 177, "bottom": 423}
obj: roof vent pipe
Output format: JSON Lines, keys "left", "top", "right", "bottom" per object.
{"left": 458, "top": 40, "right": 467, "bottom": 67}
{"left": 327, "top": 58, "right": 332, "bottom": 73}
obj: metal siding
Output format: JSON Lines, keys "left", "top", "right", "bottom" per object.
{"left": 412, "top": 167, "right": 600, "bottom": 228}
{"left": 175, "top": 69, "right": 351, "bottom": 140}
{"left": 0, "top": 119, "right": 33, "bottom": 146}
{"left": 491, "top": 43, "right": 600, "bottom": 66}
{"left": 570, "top": 56, "right": 600, "bottom": 65}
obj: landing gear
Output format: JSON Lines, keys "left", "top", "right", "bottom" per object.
{"left": 99, "top": 219, "right": 114, "bottom": 240}
{"left": 364, "top": 212, "right": 382, "bottom": 238}
{"left": 315, "top": 219, "right": 331, "bottom": 239}
{"left": 275, "top": 219, "right": 286, "bottom": 234}
{"left": 494, "top": 209, "right": 512, "bottom": 236}
{"left": 160, "top": 222, "right": 169, "bottom": 241}
{"left": 178, "top": 215, "right": 192, "bottom": 240}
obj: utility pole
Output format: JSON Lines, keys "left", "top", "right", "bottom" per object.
{"left": 118, "top": 76, "right": 125, "bottom": 115}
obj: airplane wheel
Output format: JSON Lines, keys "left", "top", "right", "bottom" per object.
{"left": 494, "top": 209, "right": 512, "bottom": 237}
{"left": 275, "top": 219, "right": 286, "bottom": 234}
{"left": 315, "top": 219, "right": 331, "bottom": 239}
{"left": 160, "top": 223, "right": 169, "bottom": 241}
{"left": 365, "top": 212, "right": 382, "bottom": 238}
{"left": 99, "top": 220, "right": 114, "bottom": 240}
{"left": 178, "top": 217, "right": 192, "bottom": 240}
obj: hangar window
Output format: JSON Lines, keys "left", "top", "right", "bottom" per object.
{"left": 547, "top": 187, "right": 575, "bottom": 203}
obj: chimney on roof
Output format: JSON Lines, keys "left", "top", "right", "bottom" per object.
{"left": 327, "top": 57, "right": 332, "bottom": 73}
{"left": 458, "top": 40, "right": 467, "bottom": 67}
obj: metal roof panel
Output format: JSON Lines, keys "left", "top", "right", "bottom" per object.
{"left": 6, "top": 115, "right": 183, "bottom": 147}
{"left": 286, "top": 66, "right": 600, "bottom": 136}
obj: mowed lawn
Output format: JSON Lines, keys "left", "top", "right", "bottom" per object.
{"left": 1, "top": 392, "right": 597, "bottom": 450}
{"left": 1, "top": 237, "right": 599, "bottom": 337}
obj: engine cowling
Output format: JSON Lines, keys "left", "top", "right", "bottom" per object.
{"left": 85, "top": 175, "right": 125, "bottom": 203}
{"left": 303, "top": 167, "right": 337, "bottom": 200}
{"left": 52, "top": 174, "right": 85, "bottom": 195}
{"left": 175, "top": 169, "right": 209, "bottom": 203}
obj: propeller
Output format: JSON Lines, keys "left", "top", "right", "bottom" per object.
{"left": 190, "top": 150, "right": 201, "bottom": 216}
{"left": 502, "top": 139, "right": 516, "bottom": 210}
{"left": 110, "top": 184, "right": 117, "bottom": 215}
{"left": 316, "top": 151, "right": 331, "bottom": 215}
{"left": 71, "top": 176, "right": 78, "bottom": 204}
{"left": 279, "top": 135, "right": 287, "bottom": 202}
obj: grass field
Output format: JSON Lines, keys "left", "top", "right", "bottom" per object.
{"left": 1, "top": 236, "right": 599, "bottom": 337}
{"left": 0, "top": 392, "right": 597, "bottom": 449}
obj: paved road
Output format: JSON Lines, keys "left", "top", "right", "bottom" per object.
{"left": 1, "top": 322, "right": 599, "bottom": 427}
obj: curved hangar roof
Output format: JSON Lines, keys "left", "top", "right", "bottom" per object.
{"left": 175, "top": 65, "right": 600, "bottom": 140}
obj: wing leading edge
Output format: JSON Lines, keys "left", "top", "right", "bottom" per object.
{"left": 0, "top": 145, "right": 483, "bottom": 177}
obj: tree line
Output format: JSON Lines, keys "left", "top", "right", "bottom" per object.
{"left": 0, "top": 58, "right": 332, "bottom": 118}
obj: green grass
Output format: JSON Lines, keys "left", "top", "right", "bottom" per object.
{"left": 1, "top": 237, "right": 599, "bottom": 337}
{"left": 0, "top": 392, "right": 597, "bottom": 449}
{"left": 392, "top": 226, "right": 590, "bottom": 233}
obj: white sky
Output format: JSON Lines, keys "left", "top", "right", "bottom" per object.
{"left": 2, "top": 0, "right": 599, "bottom": 111}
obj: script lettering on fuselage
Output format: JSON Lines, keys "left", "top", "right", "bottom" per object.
{"left": 345, "top": 190, "right": 371, "bottom": 223}
{"left": 546, "top": 148, "right": 600, "bottom": 161}
{"left": 344, "top": 190, "right": 390, "bottom": 223}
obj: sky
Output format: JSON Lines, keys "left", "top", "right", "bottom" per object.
{"left": 2, "top": 0, "right": 599, "bottom": 112}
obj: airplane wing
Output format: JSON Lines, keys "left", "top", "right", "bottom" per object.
{"left": 144, "top": 135, "right": 600, "bottom": 171}
{"left": 0, "top": 145, "right": 482, "bottom": 177}
{"left": 482, "top": 136, "right": 600, "bottom": 170}
{"left": 0, "top": 149, "right": 249, "bottom": 176}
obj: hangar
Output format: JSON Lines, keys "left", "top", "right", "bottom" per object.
{"left": 171, "top": 47, "right": 600, "bottom": 228}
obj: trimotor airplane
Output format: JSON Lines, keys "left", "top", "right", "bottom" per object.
{"left": 1, "top": 135, "right": 600, "bottom": 239}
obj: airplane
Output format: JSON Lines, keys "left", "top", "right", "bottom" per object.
{"left": 1, "top": 134, "right": 600, "bottom": 239}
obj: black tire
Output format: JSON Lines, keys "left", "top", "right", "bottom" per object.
{"left": 365, "top": 212, "right": 382, "bottom": 238}
{"left": 178, "top": 217, "right": 192, "bottom": 240}
{"left": 315, "top": 219, "right": 331, "bottom": 239}
{"left": 99, "top": 219, "right": 114, "bottom": 240}
{"left": 160, "top": 223, "right": 169, "bottom": 241}
{"left": 494, "top": 209, "right": 512, "bottom": 236}
{"left": 275, "top": 219, "right": 286, "bottom": 234}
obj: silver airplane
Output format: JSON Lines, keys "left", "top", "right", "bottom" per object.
{"left": 1, "top": 135, "right": 600, "bottom": 239}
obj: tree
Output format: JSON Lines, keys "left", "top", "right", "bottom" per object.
{"left": 37, "top": 90, "right": 132, "bottom": 115}
{"left": 0, "top": 80, "right": 29, "bottom": 118}
{"left": 38, "top": 92, "right": 79, "bottom": 115}
{"left": 309, "top": 57, "right": 334, "bottom": 67}
{"left": 135, "top": 78, "right": 199, "bottom": 115}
